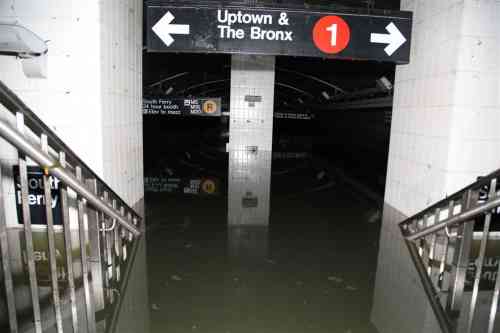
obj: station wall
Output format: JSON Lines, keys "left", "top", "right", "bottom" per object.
{"left": 372, "top": 1, "right": 500, "bottom": 332}
{"left": 0, "top": 0, "right": 144, "bottom": 211}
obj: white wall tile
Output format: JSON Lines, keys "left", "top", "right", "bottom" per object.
{"left": 0, "top": 0, "right": 143, "bottom": 214}
{"left": 373, "top": 1, "right": 500, "bottom": 332}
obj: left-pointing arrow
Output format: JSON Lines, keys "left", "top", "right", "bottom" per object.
{"left": 370, "top": 22, "right": 406, "bottom": 56}
{"left": 152, "top": 11, "right": 190, "bottom": 47}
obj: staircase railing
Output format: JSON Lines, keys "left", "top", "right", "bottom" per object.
{"left": 0, "top": 80, "right": 143, "bottom": 333}
{"left": 400, "top": 170, "right": 500, "bottom": 333}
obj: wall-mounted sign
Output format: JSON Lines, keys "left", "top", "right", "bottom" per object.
{"left": 274, "top": 112, "right": 312, "bottom": 120}
{"left": 143, "top": 97, "right": 222, "bottom": 116}
{"left": 147, "top": 3, "right": 412, "bottom": 63}
{"left": 272, "top": 152, "right": 310, "bottom": 160}
{"left": 145, "top": 176, "right": 221, "bottom": 196}
{"left": 20, "top": 231, "right": 69, "bottom": 286}
{"left": 14, "top": 166, "right": 62, "bottom": 225}
{"left": 242, "top": 191, "right": 258, "bottom": 208}
{"left": 465, "top": 234, "right": 500, "bottom": 291}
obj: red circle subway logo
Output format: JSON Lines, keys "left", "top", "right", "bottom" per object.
{"left": 313, "top": 16, "right": 351, "bottom": 54}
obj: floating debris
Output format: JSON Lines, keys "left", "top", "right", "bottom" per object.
{"left": 266, "top": 259, "right": 276, "bottom": 264}
{"left": 367, "top": 209, "right": 381, "bottom": 223}
{"left": 171, "top": 275, "right": 182, "bottom": 281}
{"left": 185, "top": 243, "right": 193, "bottom": 249}
{"left": 296, "top": 280, "right": 303, "bottom": 286}
{"left": 180, "top": 217, "right": 191, "bottom": 231}
{"left": 328, "top": 276, "right": 343, "bottom": 283}
{"left": 151, "top": 303, "right": 160, "bottom": 311}
{"left": 345, "top": 285, "right": 358, "bottom": 291}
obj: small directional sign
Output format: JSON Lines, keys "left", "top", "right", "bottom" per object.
{"left": 147, "top": 2, "right": 412, "bottom": 63}
{"left": 143, "top": 97, "right": 222, "bottom": 117}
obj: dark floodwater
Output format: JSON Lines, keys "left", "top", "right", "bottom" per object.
{"left": 0, "top": 117, "right": 387, "bottom": 332}
{"left": 144, "top": 160, "right": 382, "bottom": 333}
{"left": 138, "top": 113, "right": 388, "bottom": 333}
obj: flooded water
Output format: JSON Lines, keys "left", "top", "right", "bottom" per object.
{"left": 143, "top": 118, "right": 383, "bottom": 333}
{"left": 145, "top": 189, "right": 380, "bottom": 333}
{"left": 0, "top": 116, "right": 388, "bottom": 333}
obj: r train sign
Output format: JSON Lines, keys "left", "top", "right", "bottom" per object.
{"left": 147, "top": 2, "right": 412, "bottom": 63}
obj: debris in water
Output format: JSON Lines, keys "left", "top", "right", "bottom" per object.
{"left": 185, "top": 243, "right": 193, "bottom": 249}
{"left": 164, "top": 167, "right": 173, "bottom": 176}
{"left": 346, "top": 285, "right": 358, "bottom": 291}
{"left": 266, "top": 259, "right": 276, "bottom": 264}
{"left": 328, "top": 276, "right": 343, "bottom": 283}
{"left": 171, "top": 275, "right": 182, "bottom": 281}
{"left": 367, "top": 210, "right": 381, "bottom": 223}
{"left": 296, "top": 281, "right": 303, "bottom": 286}
{"left": 180, "top": 216, "right": 191, "bottom": 231}
{"left": 151, "top": 303, "right": 160, "bottom": 311}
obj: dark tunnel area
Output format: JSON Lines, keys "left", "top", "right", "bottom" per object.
{"left": 142, "top": 51, "right": 396, "bottom": 332}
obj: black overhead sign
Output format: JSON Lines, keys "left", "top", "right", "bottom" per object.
{"left": 147, "top": 3, "right": 412, "bottom": 63}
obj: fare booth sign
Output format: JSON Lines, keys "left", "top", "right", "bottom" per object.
{"left": 147, "top": 2, "right": 412, "bottom": 63}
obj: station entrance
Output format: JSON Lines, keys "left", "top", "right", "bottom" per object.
{"left": 3, "top": 1, "right": 500, "bottom": 333}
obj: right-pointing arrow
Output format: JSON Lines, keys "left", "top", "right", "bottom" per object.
{"left": 370, "top": 22, "right": 406, "bottom": 56}
{"left": 152, "top": 11, "right": 190, "bottom": 47}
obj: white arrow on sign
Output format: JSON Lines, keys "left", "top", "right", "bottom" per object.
{"left": 152, "top": 11, "right": 190, "bottom": 47}
{"left": 370, "top": 22, "right": 406, "bottom": 56}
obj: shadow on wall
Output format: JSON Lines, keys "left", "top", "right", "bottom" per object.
{"left": 371, "top": 203, "right": 442, "bottom": 333}
{"left": 112, "top": 236, "right": 151, "bottom": 333}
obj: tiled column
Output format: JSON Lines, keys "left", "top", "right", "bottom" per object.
{"left": 227, "top": 55, "right": 274, "bottom": 262}
{"left": 228, "top": 150, "right": 272, "bottom": 226}
{"left": 372, "top": 1, "right": 500, "bottom": 332}
{"left": 228, "top": 55, "right": 274, "bottom": 226}
{"left": 228, "top": 55, "right": 275, "bottom": 153}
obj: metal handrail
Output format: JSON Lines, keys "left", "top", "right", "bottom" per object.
{"left": 400, "top": 169, "right": 500, "bottom": 231}
{"left": 0, "top": 80, "right": 140, "bottom": 223}
{"left": 0, "top": 118, "right": 140, "bottom": 236}
{"left": 0, "top": 80, "right": 142, "bottom": 333}
{"left": 399, "top": 171, "right": 500, "bottom": 333}
{"left": 402, "top": 193, "right": 500, "bottom": 241}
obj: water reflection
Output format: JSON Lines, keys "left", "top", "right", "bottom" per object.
{"left": 2, "top": 150, "right": 403, "bottom": 333}
{"left": 228, "top": 150, "right": 272, "bottom": 226}
{"left": 227, "top": 149, "right": 272, "bottom": 264}
{"left": 142, "top": 146, "right": 384, "bottom": 333}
